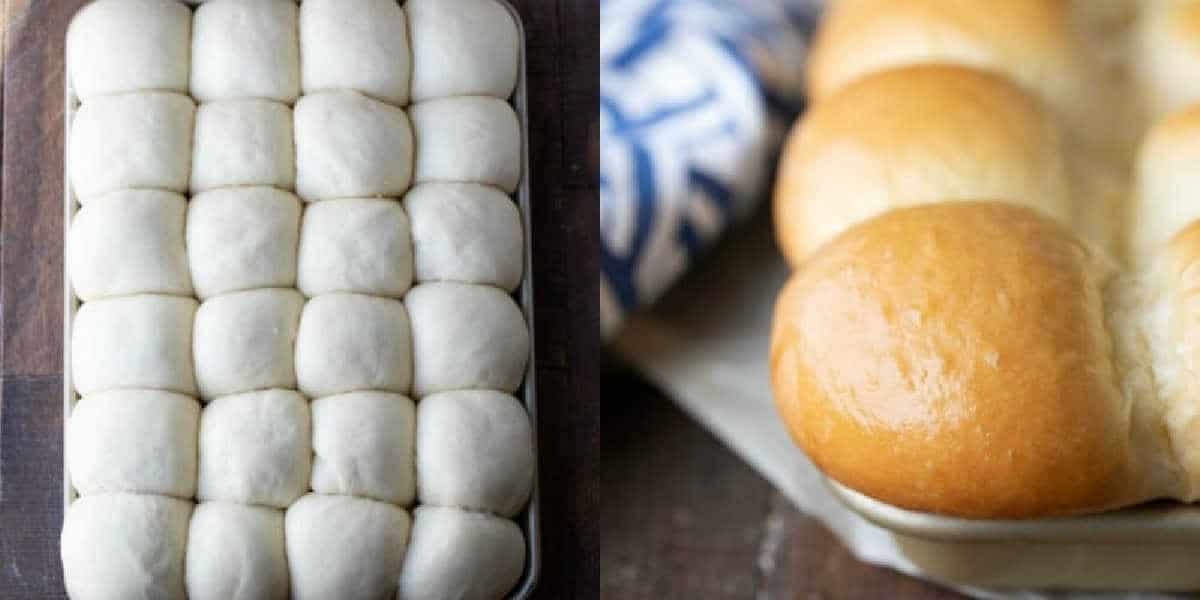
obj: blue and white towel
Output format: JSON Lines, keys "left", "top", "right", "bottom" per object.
{"left": 600, "top": 0, "right": 823, "bottom": 337}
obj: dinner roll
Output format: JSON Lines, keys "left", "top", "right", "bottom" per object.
{"left": 61, "top": 493, "right": 192, "bottom": 600}
{"left": 186, "top": 503, "right": 288, "bottom": 600}
{"left": 197, "top": 389, "right": 311, "bottom": 508}
{"left": 407, "top": 0, "right": 520, "bottom": 101}
{"left": 191, "top": 0, "right": 300, "bottom": 103}
{"left": 404, "top": 183, "right": 524, "bottom": 291}
{"left": 1133, "top": 0, "right": 1200, "bottom": 122}
{"left": 186, "top": 187, "right": 302, "bottom": 299}
{"left": 285, "top": 494, "right": 410, "bottom": 600}
{"left": 190, "top": 100, "right": 295, "bottom": 193}
{"left": 772, "top": 65, "right": 1071, "bottom": 265}
{"left": 771, "top": 203, "right": 1148, "bottom": 518}
{"left": 66, "top": 0, "right": 190, "bottom": 101}
{"left": 294, "top": 91, "right": 414, "bottom": 201}
{"left": 417, "top": 390, "right": 534, "bottom": 517}
{"left": 67, "top": 189, "right": 192, "bottom": 301}
{"left": 68, "top": 92, "right": 194, "bottom": 200}
{"left": 406, "top": 283, "right": 530, "bottom": 398}
{"left": 193, "top": 289, "right": 304, "bottom": 400}
{"left": 398, "top": 506, "right": 525, "bottom": 600}
{"left": 1131, "top": 106, "right": 1200, "bottom": 260}
{"left": 295, "top": 293, "right": 413, "bottom": 398}
{"left": 410, "top": 97, "right": 521, "bottom": 193}
{"left": 297, "top": 199, "right": 413, "bottom": 298}
{"left": 299, "top": 0, "right": 411, "bottom": 106}
{"left": 67, "top": 389, "right": 199, "bottom": 499}
{"left": 72, "top": 294, "right": 197, "bottom": 396}
{"left": 311, "top": 391, "right": 416, "bottom": 505}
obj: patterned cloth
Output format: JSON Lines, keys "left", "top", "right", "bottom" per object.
{"left": 600, "top": 0, "right": 823, "bottom": 337}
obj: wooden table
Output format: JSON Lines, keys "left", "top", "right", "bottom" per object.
{"left": 0, "top": 1, "right": 599, "bottom": 597}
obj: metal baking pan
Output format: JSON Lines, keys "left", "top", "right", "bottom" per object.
{"left": 62, "top": 1, "right": 539, "bottom": 598}
{"left": 828, "top": 480, "right": 1200, "bottom": 590}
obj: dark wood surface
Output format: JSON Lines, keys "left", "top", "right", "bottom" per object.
{"left": 0, "top": 1, "right": 599, "bottom": 598}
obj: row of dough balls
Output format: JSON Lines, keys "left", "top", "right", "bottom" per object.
{"left": 64, "top": 495, "right": 525, "bottom": 600}
{"left": 67, "top": 91, "right": 520, "bottom": 204}
{"left": 67, "top": 0, "right": 519, "bottom": 106}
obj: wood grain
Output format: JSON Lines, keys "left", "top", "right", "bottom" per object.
{"left": 0, "top": 1, "right": 599, "bottom": 598}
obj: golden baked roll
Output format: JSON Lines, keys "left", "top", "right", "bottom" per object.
{"left": 773, "top": 65, "right": 1071, "bottom": 266}
{"left": 1133, "top": 0, "right": 1200, "bottom": 122}
{"left": 1131, "top": 105, "right": 1200, "bottom": 260}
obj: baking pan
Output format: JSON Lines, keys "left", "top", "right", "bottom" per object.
{"left": 828, "top": 480, "right": 1200, "bottom": 590}
{"left": 62, "top": 1, "right": 540, "bottom": 598}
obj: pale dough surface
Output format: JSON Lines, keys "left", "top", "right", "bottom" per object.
{"left": 404, "top": 183, "right": 523, "bottom": 291}
{"left": 69, "top": 92, "right": 195, "bottom": 200}
{"left": 67, "top": 0, "right": 191, "bottom": 101}
{"left": 295, "top": 293, "right": 413, "bottom": 398}
{"left": 294, "top": 91, "right": 414, "bottom": 201}
{"left": 68, "top": 189, "right": 193, "bottom": 301}
{"left": 193, "top": 288, "right": 304, "bottom": 400}
{"left": 410, "top": 96, "right": 521, "bottom": 193}
{"left": 299, "top": 0, "right": 411, "bottom": 105}
{"left": 398, "top": 506, "right": 525, "bottom": 600}
{"left": 297, "top": 198, "right": 413, "bottom": 297}
{"left": 67, "top": 389, "right": 199, "bottom": 499}
{"left": 71, "top": 294, "right": 198, "bottom": 397}
{"left": 186, "top": 502, "right": 289, "bottom": 600}
{"left": 407, "top": 0, "right": 519, "bottom": 101}
{"left": 186, "top": 187, "right": 302, "bottom": 299}
{"left": 197, "top": 389, "right": 311, "bottom": 509}
{"left": 61, "top": 493, "right": 192, "bottom": 600}
{"left": 285, "top": 494, "right": 411, "bottom": 600}
{"left": 191, "top": 0, "right": 300, "bottom": 103}
{"left": 190, "top": 100, "right": 295, "bottom": 193}
{"left": 311, "top": 391, "right": 416, "bottom": 505}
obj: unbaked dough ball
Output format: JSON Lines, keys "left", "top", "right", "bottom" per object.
{"left": 398, "top": 506, "right": 525, "bottom": 600}
{"left": 61, "top": 493, "right": 192, "bottom": 600}
{"left": 406, "top": 282, "right": 529, "bottom": 397}
{"left": 197, "top": 389, "right": 311, "bottom": 508}
{"left": 68, "top": 189, "right": 192, "bottom": 301}
{"left": 186, "top": 502, "right": 288, "bottom": 600}
{"left": 193, "top": 289, "right": 304, "bottom": 400}
{"left": 191, "top": 0, "right": 300, "bottom": 103}
{"left": 407, "top": 0, "right": 519, "bottom": 101}
{"left": 411, "top": 97, "right": 521, "bottom": 193}
{"left": 404, "top": 183, "right": 523, "bottom": 291}
{"left": 294, "top": 293, "right": 413, "bottom": 398}
{"left": 299, "top": 0, "right": 411, "bottom": 105}
{"left": 66, "top": 0, "right": 190, "bottom": 101}
{"left": 297, "top": 199, "right": 413, "bottom": 297}
{"left": 69, "top": 92, "right": 194, "bottom": 200}
{"left": 67, "top": 389, "right": 199, "bottom": 499}
{"left": 311, "top": 391, "right": 415, "bottom": 505}
{"left": 285, "top": 494, "right": 410, "bottom": 600}
{"left": 191, "top": 100, "right": 295, "bottom": 193}
{"left": 417, "top": 390, "right": 533, "bottom": 517}
{"left": 186, "top": 187, "right": 301, "bottom": 299}
{"left": 294, "top": 91, "right": 414, "bottom": 201}
{"left": 72, "top": 294, "right": 197, "bottom": 396}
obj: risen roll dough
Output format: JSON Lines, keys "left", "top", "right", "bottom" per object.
{"left": 407, "top": 0, "right": 519, "bottom": 101}
{"left": 299, "top": 0, "right": 411, "bottom": 105}
{"left": 417, "top": 390, "right": 533, "bottom": 517}
{"left": 186, "top": 187, "right": 302, "bottom": 299}
{"left": 66, "top": 0, "right": 190, "bottom": 101}
{"left": 295, "top": 293, "right": 413, "bottom": 398}
{"left": 398, "top": 506, "right": 525, "bottom": 600}
{"left": 294, "top": 91, "right": 414, "bottom": 201}
{"left": 297, "top": 199, "right": 413, "bottom": 298}
{"left": 406, "top": 282, "right": 529, "bottom": 398}
{"left": 68, "top": 189, "right": 192, "bottom": 301}
{"left": 61, "top": 493, "right": 192, "bottom": 600}
{"left": 197, "top": 389, "right": 311, "bottom": 508}
{"left": 186, "top": 502, "right": 288, "bottom": 600}
{"left": 404, "top": 183, "right": 523, "bottom": 291}
{"left": 190, "top": 100, "right": 295, "bottom": 193}
{"left": 193, "top": 288, "right": 304, "bottom": 400}
{"left": 410, "top": 97, "right": 521, "bottom": 193}
{"left": 285, "top": 494, "right": 410, "bottom": 600}
{"left": 310, "top": 391, "right": 416, "bottom": 505}
{"left": 67, "top": 389, "right": 199, "bottom": 499}
{"left": 191, "top": 0, "right": 300, "bottom": 103}
{"left": 69, "top": 92, "right": 195, "bottom": 200}
{"left": 71, "top": 294, "right": 197, "bottom": 396}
